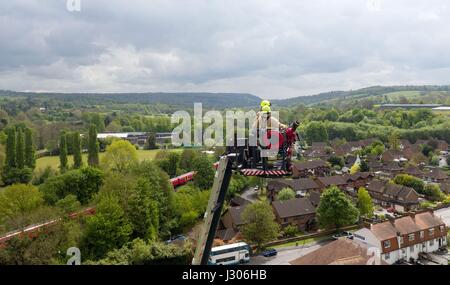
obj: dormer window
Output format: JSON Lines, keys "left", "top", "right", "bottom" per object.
{"left": 429, "top": 228, "right": 435, "bottom": 236}
{"left": 440, "top": 225, "right": 445, "bottom": 232}
{"left": 408, "top": 234, "right": 415, "bottom": 241}
{"left": 384, "top": 240, "right": 391, "bottom": 248}
{"left": 420, "top": 231, "right": 424, "bottom": 238}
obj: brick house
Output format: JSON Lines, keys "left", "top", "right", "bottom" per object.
{"left": 221, "top": 206, "right": 247, "bottom": 230}
{"left": 292, "top": 160, "right": 330, "bottom": 178}
{"left": 343, "top": 172, "right": 374, "bottom": 189}
{"left": 353, "top": 211, "right": 447, "bottom": 264}
{"left": 366, "top": 180, "right": 420, "bottom": 212}
{"left": 271, "top": 198, "right": 316, "bottom": 231}
{"left": 267, "top": 178, "right": 321, "bottom": 201}
{"left": 423, "top": 169, "right": 449, "bottom": 183}
{"left": 315, "top": 175, "right": 348, "bottom": 190}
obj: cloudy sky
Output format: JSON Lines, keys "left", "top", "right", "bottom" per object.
{"left": 1, "top": 0, "right": 450, "bottom": 98}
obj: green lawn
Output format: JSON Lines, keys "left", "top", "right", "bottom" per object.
{"left": 35, "top": 149, "right": 183, "bottom": 172}
{"left": 271, "top": 235, "right": 329, "bottom": 249}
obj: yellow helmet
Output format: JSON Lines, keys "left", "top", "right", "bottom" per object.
{"left": 260, "top": 100, "right": 271, "bottom": 108}
{"left": 261, "top": 105, "right": 271, "bottom": 114}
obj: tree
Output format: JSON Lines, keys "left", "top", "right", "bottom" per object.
{"left": 81, "top": 195, "right": 132, "bottom": 260}
{"left": 277, "top": 187, "right": 296, "bottom": 201}
{"left": 317, "top": 186, "right": 359, "bottom": 229}
{"left": 305, "top": 121, "right": 328, "bottom": 144}
{"left": 0, "top": 184, "right": 43, "bottom": 225}
{"left": 39, "top": 167, "right": 104, "bottom": 205}
{"left": 15, "top": 128, "right": 25, "bottom": 169}
{"left": 127, "top": 178, "right": 159, "bottom": 240}
{"left": 59, "top": 132, "right": 68, "bottom": 173}
{"left": 24, "top": 128, "right": 35, "bottom": 169}
{"left": 192, "top": 154, "right": 215, "bottom": 189}
{"left": 388, "top": 131, "right": 400, "bottom": 150}
{"left": 157, "top": 152, "right": 180, "bottom": 177}
{"left": 146, "top": 133, "right": 157, "bottom": 150}
{"left": 102, "top": 140, "right": 138, "bottom": 172}
{"left": 393, "top": 174, "right": 424, "bottom": 194}
{"left": 179, "top": 149, "right": 199, "bottom": 171}
{"left": 421, "top": 144, "right": 433, "bottom": 157}
{"left": 360, "top": 159, "right": 370, "bottom": 172}
{"left": 89, "top": 238, "right": 193, "bottom": 265}
{"left": 241, "top": 201, "right": 280, "bottom": 248}
{"left": 55, "top": 194, "right": 81, "bottom": 214}
{"left": 423, "top": 184, "right": 445, "bottom": 202}
{"left": 5, "top": 127, "right": 16, "bottom": 169}
{"left": 357, "top": 187, "right": 374, "bottom": 218}
{"left": 328, "top": 155, "right": 344, "bottom": 168}
{"left": 88, "top": 124, "right": 99, "bottom": 167}
{"left": 350, "top": 161, "right": 361, "bottom": 174}
{"left": 72, "top": 132, "right": 82, "bottom": 169}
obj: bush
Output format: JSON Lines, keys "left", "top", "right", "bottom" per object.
{"left": 282, "top": 224, "right": 299, "bottom": 238}
{"left": 39, "top": 167, "right": 104, "bottom": 205}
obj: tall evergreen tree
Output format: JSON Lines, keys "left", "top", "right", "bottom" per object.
{"left": 15, "top": 128, "right": 25, "bottom": 169}
{"left": 5, "top": 127, "right": 16, "bottom": 169}
{"left": 72, "top": 132, "right": 82, "bottom": 169}
{"left": 24, "top": 128, "right": 35, "bottom": 169}
{"left": 88, "top": 124, "right": 99, "bottom": 167}
{"left": 59, "top": 133, "right": 68, "bottom": 173}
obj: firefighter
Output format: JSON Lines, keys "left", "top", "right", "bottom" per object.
{"left": 252, "top": 100, "right": 287, "bottom": 130}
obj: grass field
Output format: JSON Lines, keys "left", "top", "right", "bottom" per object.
{"left": 35, "top": 149, "right": 183, "bottom": 172}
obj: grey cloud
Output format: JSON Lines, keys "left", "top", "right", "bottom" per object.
{"left": 0, "top": 0, "right": 450, "bottom": 98}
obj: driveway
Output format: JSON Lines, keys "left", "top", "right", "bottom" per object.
{"left": 239, "top": 187, "right": 259, "bottom": 203}
{"left": 247, "top": 241, "right": 329, "bottom": 265}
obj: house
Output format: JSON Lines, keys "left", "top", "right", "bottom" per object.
{"left": 423, "top": 169, "right": 449, "bottom": 183}
{"left": 229, "top": 196, "right": 252, "bottom": 207}
{"left": 315, "top": 175, "right": 348, "bottom": 190}
{"left": 290, "top": 178, "right": 322, "bottom": 196}
{"left": 289, "top": 238, "right": 388, "bottom": 265}
{"left": 381, "top": 161, "right": 404, "bottom": 177}
{"left": 343, "top": 172, "right": 374, "bottom": 189}
{"left": 307, "top": 191, "right": 321, "bottom": 208}
{"left": 271, "top": 198, "right": 316, "bottom": 231}
{"left": 303, "top": 147, "right": 331, "bottom": 160}
{"left": 292, "top": 160, "right": 330, "bottom": 178}
{"left": 366, "top": 180, "right": 420, "bottom": 212}
{"left": 267, "top": 179, "right": 294, "bottom": 201}
{"left": 221, "top": 206, "right": 247, "bottom": 230}
{"left": 403, "top": 165, "right": 424, "bottom": 178}
{"left": 381, "top": 150, "right": 407, "bottom": 163}
{"left": 353, "top": 211, "right": 447, "bottom": 265}
{"left": 215, "top": 228, "right": 238, "bottom": 243}
{"left": 440, "top": 182, "right": 450, "bottom": 195}
{"left": 267, "top": 178, "right": 321, "bottom": 201}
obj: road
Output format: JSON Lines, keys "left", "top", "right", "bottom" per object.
{"left": 247, "top": 241, "right": 328, "bottom": 265}
{"left": 435, "top": 207, "right": 450, "bottom": 227}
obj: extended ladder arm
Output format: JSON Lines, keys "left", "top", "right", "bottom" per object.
{"left": 192, "top": 155, "right": 233, "bottom": 265}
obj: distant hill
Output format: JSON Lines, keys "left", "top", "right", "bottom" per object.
{"left": 273, "top": 85, "right": 450, "bottom": 108}
{"left": 0, "top": 91, "right": 262, "bottom": 109}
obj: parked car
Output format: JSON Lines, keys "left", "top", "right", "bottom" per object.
{"left": 332, "top": 231, "right": 354, "bottom": 240}
{"left": 261, "top": 248, "right": 277, "bottom": 257}
{"left": 165, "top": 234, "right": 188, "bottom": 244}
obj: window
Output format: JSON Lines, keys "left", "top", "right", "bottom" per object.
{"left": 430, "top": 239, "right": 434, "bottom": 246}
{"left": 409, "top": 246, "right": 414, "bottom": 253}
{"left": 429, "top": 228, "right": 435, "bottom": 236}
{"left": 408, "top": 234, "right": 415, "bottom": 241}
{"left": 384, "top": 252, "right": 390, "bottom": 260}
{"left": 283, "top": 218, "right": 288, "bottom": 223}
{"left": 440, "top": 225, "right": 445, "bottom": 232}
{"left": 420, "top": 231, "right": 424, "bottom": 239}
{"left": 384, "top": 240, "right": 391, "bottom": 248}
{"left": 399, "top": 236, "right": 404, "bottom": 245}
{"left": 216, "top": 256, "right": 236, "bottom": 263}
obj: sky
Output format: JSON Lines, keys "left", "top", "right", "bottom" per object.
{"left": 1, "top": 0, "right": 450, "bottom": 99}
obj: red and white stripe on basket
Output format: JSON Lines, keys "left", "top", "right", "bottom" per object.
{"left": 241, "top": 169, "right": 288, "bottom": 176}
